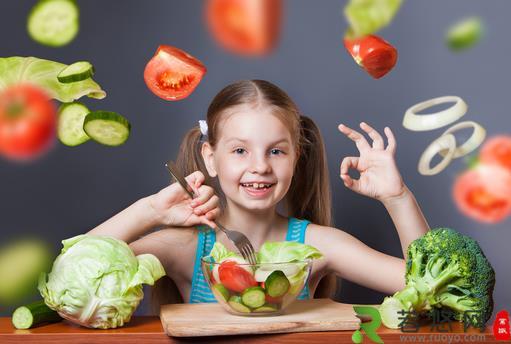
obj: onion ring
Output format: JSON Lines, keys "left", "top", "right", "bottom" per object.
{"left": 439, "top": 121, "right": 486, "bottom": 159}
{"left": 403, "top": 96, "right": 468, "bottom": 131}
{"left": 418, "top": 133, "right": 457, "bottom": 176}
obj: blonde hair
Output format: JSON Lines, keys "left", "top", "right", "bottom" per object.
{"left": 151, "top": 80, "right": 333, "bottom": 312}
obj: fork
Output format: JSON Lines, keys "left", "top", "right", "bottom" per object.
{"left": 165, "top": 161, "right": 258, "bottom": 265}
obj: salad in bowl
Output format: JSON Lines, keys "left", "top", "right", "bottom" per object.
{"left": 201, "top": 241, "right": 323, "bottom": 315}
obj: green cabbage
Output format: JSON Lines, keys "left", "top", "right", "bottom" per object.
{"left": 0, "top": 56, "right": 106, "bottom": 102}
{"left": 38, "top": 235, "right": 165, "bottom": 329}
{"left": 344, "top": 0, "right": 403, "bottom": 38}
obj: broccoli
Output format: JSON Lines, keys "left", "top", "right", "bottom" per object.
{"left": 379, "top": 228, "right": 495, "bottom": 329}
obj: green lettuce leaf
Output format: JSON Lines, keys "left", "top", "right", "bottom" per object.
{"left": 38, "top": 235, "right": 165, "bottom": 329}
{"left": 257, "top": 241, "right": 323, "bottom": 264}
{"left": 0, "top": 56, "right": 106, "bottom": 102}
{"left": 209, "top": 242, "right": 243, "bottom": 263}
{"left": 344, "top": 0, "right": 403, "bottom": 38}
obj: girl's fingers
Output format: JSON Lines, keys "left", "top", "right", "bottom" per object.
{"left": 193, "top": 195, "right": 220, "bottom": 215}
{"left": 340, "top": 174, "right": 361, "bottom": 192}
{"left": 185, "top": 170, "right": 205, "bottom": 195}
{"left": 360, "top": 122, "right": 384, "bottom": 150}
{"left": 340, "top": 156, "right": 360, "bottom": 175}
{"left": 384, "top": 127, "right": 397, "bottom": 154}
{"left": 190, "top": 186, "right": 215, "bottom": 207}
{"left": 338, "top": 124, "right": 371, "bottom": 153}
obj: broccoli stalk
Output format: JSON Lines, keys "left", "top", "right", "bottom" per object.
{"left": 379, "top": 228, "right": 495, "bottom": 329}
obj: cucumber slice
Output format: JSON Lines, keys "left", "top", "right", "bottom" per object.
{"left": 57, "top": 102, "right": 90, "bottom": 146}
{"left": 228, "top": 295, "right": 251, "bottom": 313}
{"left": 57, "top": 61, "right": 94, "bottom": 83}
{"left": 253, "top": 303, "right": 279, "bottom": 313}
{"left": 241, "top": 286, "right": 265, "bottom": 309}
{"left": 27, "top": 0, "right": 79, "bottom": 47}
{"left": 83, "top": 111, "right": 131, "bottom": 146}
{"left": 12, "top": 300, "right": 61, "bottom": 329}
{"left": 212, "top": 283, "right": 230, "bottom": 302}
{"left": 265, "top": 270, "right": 290, "bottom": 298}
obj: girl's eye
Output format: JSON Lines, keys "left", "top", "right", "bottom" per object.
{"left": 233, "top": 148, "right": 246, "bottom": 155}
{"left": 270, "top": 148, "right": 284, "bottom": 155}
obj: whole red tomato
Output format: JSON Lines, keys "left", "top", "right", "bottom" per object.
{"left": 480, "top": 135, "right": 511, "bottom": 172}
{"left": 453, "top": 164, "right": 511, "bottom": 223}
{"left": 344, "top": 34, "right": 398, "bottom": 79}
{"left": 0, "top": 84, "right": 56, "bottom": 160}
{"left": 205, "top": 0, "right": 282, "bottom": 56}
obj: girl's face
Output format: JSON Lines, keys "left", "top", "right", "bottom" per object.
{"left": 203, "top": 104, "right": 297, "bottom": 211}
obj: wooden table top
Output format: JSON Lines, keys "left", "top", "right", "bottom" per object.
{"left": 0, "top": 316, "right": 502, "bottom": 344}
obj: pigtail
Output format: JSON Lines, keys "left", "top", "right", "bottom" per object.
{"left": 151, "top": 126, "right": 218, "bottom": 311}
{"left": 287, "top": 115, "right": 332, "bottom": 227}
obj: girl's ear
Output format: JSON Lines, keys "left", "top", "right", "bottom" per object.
{"left": 201, "top": 142, "right": 218, "bottom": 177}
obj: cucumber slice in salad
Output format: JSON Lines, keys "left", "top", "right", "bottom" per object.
{"left": 57, "top": 102, "right": 90, "bottom": 146}
{"left": 265, "top": 270, "right": 290, "bottom": 298}
{"left": 27, "top": 0, "right": 79, "bottom": 47}
{"left": 241, "top": 286, "right": 266, "bottom": 309}
{"left": 57, "top": 61, "right": 94, "bottom": 83}
{"left": 253, "top": 304, "right": 279, "bottom": 313}
{"left": 83, "top": 111, "right": 131, "bottom": 146}
{"left": 12, "top": 300, "right": 61, "bottom": 329}
{"left": 212, "top": 283, "right": 230, "bottom": 302}
{"left": 228, "top": 295, "right": 251, "bottom": 313}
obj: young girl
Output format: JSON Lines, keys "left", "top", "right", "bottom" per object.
{"left": 89, "top": 80, "right": 429, "bottom": 310}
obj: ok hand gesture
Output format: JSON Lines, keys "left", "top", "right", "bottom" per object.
{"left": 338, "top": 122, "right": 406, "bottom": 202}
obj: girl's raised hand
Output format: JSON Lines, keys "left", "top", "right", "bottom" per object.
{"left": 149, "top": 171, "right": 220, "bottom": 228}
{"left": 338, "top": 122, "right": 406, "bottom": 202}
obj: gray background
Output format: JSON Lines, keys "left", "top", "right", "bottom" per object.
{"left": 0, "top": 0, "right": 509, "bottom": 319}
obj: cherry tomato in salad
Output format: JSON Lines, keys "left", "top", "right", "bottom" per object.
{"left": 480, "top": 135, "right": 511, "bottom": 172}
{"left": 205, "top": 0, "right": 282, "bottom": 56}
{"left": 144, "top": 45, "right": 206, "bottom": 101}
{"left": 453, "top": 165, "right": 511, "bottom": 223}
{"left": 343, "top": 34, "right": 398, "bottom": 79}
{"left": 218, "top": 260, "right": 257, "bottom": 292}
{"left": 0, "top": 84, "right": 56, "bottom": 160}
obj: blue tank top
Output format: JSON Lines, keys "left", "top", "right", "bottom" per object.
{"left": 189, "top": 217, "right": 311, "bottom": 303}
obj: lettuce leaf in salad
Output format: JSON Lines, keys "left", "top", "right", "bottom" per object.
{"left": 344, "top": 0, "right": 403, "bottom": 38}
{"left": 0, "top": 56, "right": 106, "bottom": 102}
{"left": 209, "top": 242, "right": 244, "bottom": 263}
{"left": 257, "top": 241, "right": 323, "bottom": 264}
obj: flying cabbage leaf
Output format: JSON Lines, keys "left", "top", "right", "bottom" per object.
{"left": 344, "top": 0, "right": 403, "bottom": 38}
{"left": 0, "top": 56, "right": 106, "bottom": 102}
{"left": 38, "top": 234, "right": 165, "bottom": 329}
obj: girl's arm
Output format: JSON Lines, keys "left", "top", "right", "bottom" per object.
{"left": 338, "top": 122, "right": 430, "bottom": 258}
{"left": 381, "top": 186, "right": 430, "bottom": 258}
{"left": 308, "top": 224, "right": 406, "bottom": 294}
{"left": 88, "top": 171, "right": 220, "bottom": 243}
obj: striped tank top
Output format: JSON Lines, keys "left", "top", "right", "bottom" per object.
{"left": 189, "top": 217, "right": 311, "bottom": 303}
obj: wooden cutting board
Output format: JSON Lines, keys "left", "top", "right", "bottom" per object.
{"left": 160, "top": 298, "right": 361, "bottom": 337}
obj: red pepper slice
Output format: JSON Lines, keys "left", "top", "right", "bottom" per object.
{"left": 343, "top": 34, "right": 398, "bottom": 79}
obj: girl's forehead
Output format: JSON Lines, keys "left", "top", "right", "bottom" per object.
{"left": 217, "top": 106, "right": 293, "bottom": 143}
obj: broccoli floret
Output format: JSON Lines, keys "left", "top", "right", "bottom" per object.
{"left": 380, "top": 228, "right": 495, "bottom": 329}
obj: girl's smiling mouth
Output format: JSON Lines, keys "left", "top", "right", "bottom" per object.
{"left": 240, "top": 182, "right": 276, "bottom": 198}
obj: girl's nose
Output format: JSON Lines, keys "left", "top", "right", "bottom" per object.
{"left": 249, "top": 155, "right": 271, "bottom": 174}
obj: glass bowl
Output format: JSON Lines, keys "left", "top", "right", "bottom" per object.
{"left": 200, "top": 256, "right": 312, "bottom": 316}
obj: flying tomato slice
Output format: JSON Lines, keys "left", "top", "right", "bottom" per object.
{"left": 343, "top": 34, "right": 398, "bottom": 79}
{"left": 143, "top": 45, "right": 206, "bottom": 101}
